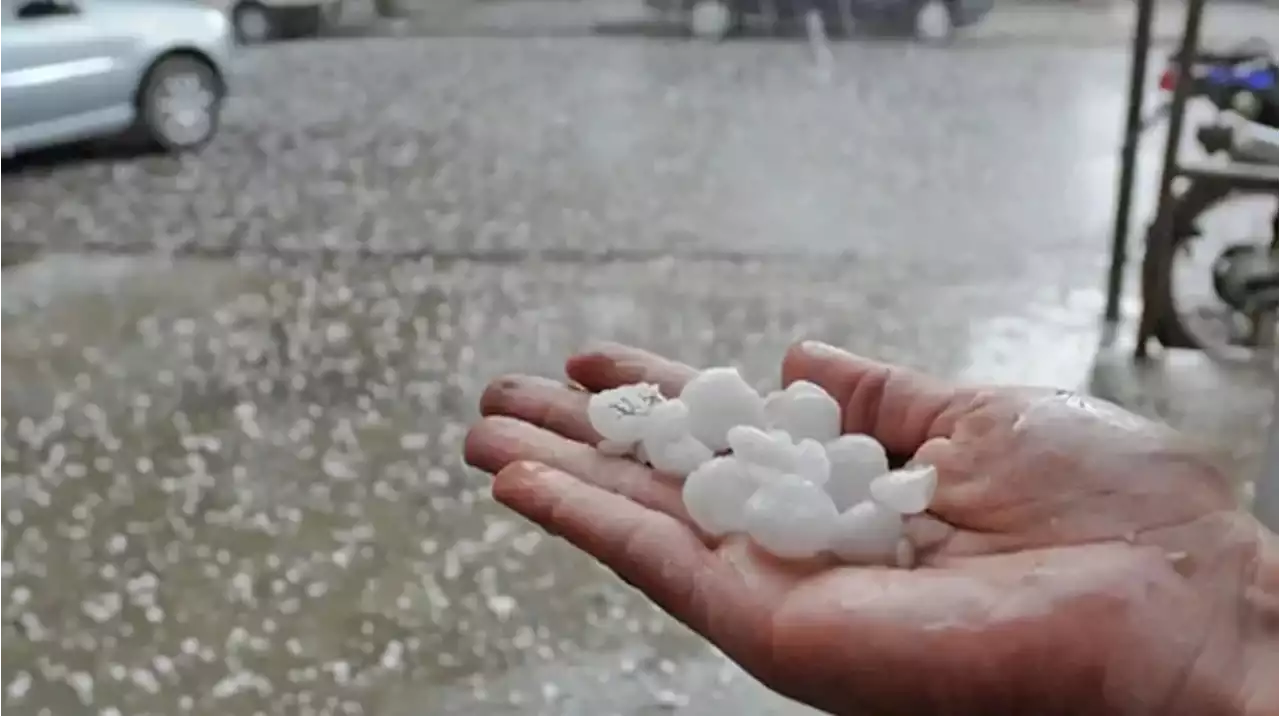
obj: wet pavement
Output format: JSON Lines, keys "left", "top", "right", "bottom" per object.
{"left": 0, "top": 33, "right": 1271, "bottom": 715}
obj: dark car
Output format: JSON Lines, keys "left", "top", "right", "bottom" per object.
{"left": 647, "top": 0, "right": 993, "bottom": 42}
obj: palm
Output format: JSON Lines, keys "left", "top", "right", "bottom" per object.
{"left": 465, "top": 342, "right": 1260, "bottom": 716}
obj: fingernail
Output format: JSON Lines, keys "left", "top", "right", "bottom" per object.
{"left": 800, "top": 340, "right": 847, "bottom": 359}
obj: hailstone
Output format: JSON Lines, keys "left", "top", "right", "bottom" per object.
{"left": 869, "top": 465, "right": 938, "bottom": 515}
{"left": 824, "top": 434, "right": 889, "bottom": 510}
{"left": 827, "top": 499, "right": 903, "bottom": 563}
{"left": 644, "top": 399, "right": 691, "bottom": 444}
{"left": 681, "top": 368, "right": 767, "bottom": 452}
{"left": 764, "top": 381, "right": 841, "bottom": 444}
{"left": 793, "top": 438, "right": 831, "bottom": 485}
{"left": 743, "top": 476, "right": 839, "bottom": 559}
{"left": 587, "top": 383, "right": 666, "bottom": 443}
{"left": 581, "top": 371, "right": 935, "bottom": 568}
{"left": 682, "top": 456, "right": 761, "bottom": 536}
{"left": 648, "top": 434, "right": 713, "bottom": 479}
{"left": 783, "top": 380, "right": 828, "bottom": 399}
{"left": 726, "top": 426, "right": 796, "bottom": 472}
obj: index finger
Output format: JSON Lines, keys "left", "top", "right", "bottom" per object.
{"left": 493, "top": 461, "right": 774, "bottom": 674}
{"left": 565, "top": 342, "right": 698, "bottom": 397}
{"left": 781, "top": 341, "right": 967, "bottom": 456}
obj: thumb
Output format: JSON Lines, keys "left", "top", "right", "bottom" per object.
{"left": 781, "top": 341, "right": 967, "bottom": 457}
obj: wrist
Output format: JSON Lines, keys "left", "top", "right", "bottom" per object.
{"left": 1239, "top": 520, "right": 1280, "bottom": 716}
{"left": 1146, "top": 509, "right": 1280, "bottom": 716}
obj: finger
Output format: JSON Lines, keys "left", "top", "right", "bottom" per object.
{"left": 906, "top": 435, "right": 976, "bottom": 510}
{"left": 493, "top": 460, "right": 773, "bottom": 676}
{"left": 566, "top": 342, "right": 698, "bottom": 397}
{"left": 903, "top": 514, "right": 958, "bottom": 557}
{"left": 465, "top": 416, "right": 689, "bottom": 522}
{"left": 781, "top": 341, "right": 969, "bottom": 456}
{"left": 480, "top": 374, "right": 600, "bottom": 445}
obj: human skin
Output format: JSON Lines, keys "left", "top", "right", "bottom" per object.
{"left": 464, "top": 340, "right": 1278, "bottom": 716}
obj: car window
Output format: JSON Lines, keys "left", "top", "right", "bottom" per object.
{"left": 12, "top": 0, "right": 79, "bottom": 20}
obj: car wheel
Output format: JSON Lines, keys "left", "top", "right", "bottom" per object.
{"left": 689, "top": 0, "right": 733, "bottom": 41}
{"left": 913, "top": 0, "right": 954, "bottom": 43}
{"left": 138, "top": 55, "right": 223, "bottom": 153}
{"left": 233, "top": 1, "right": 275, "bottom": 44}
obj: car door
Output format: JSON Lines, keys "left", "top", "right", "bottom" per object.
{"left": 1, "top": 0, "right": 136, "bottom": 148}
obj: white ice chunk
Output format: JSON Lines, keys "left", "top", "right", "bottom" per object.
{"left": 824, "top": 434, "right": 889, "bottom": 510}
{"left": 726, "top": 426, "right": 796, "bottom": 472}
{"left": 639, "top": 400, "right": 697, "bottom": 472}
{"left": 597, "top": 439, "right": 635, "bottom": 457}
{"left": 869, "top": 465, "right": 938, "bottom": 515}
{"left": 742, "top": 461, "right": 787, "bottom": 487}
{"left": 793, "top": 439, "right": 831, "bottom": 485}
{"left": 681, "top": 367, "right": 766, "bottom": 452}
{"left": 587, "top": 383, "right": 666, "bottom": 443}
{"left": 683, "top": 457, "right": 762, "bottom": 537}
{"left": 784, "top": 380, "right": 829, "bottom": 399}
{"left": 644, "top": 399, "right": 691, "bottom": 445}
{"left": 827, "top": 500, "right": 903, "bottom": 564}
{"left": 744, "top": 476, "right": 839, "bottom": 560}
{"left": 767, "top": 428, "right": 794, "bottom": 444}
{"left": 648, "top": 434, "right": 713, "bottom": 479}
{"left": 763, "top": 390, "right": 789, "bottom": 426}
{"left": 784, "top": 393, "right": 842, "bottom": 443}
{"left": 765, "top": 383, "right": 841, "bottom": 444}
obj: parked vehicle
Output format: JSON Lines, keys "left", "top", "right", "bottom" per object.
{"left": 1, "top": 0, "right": 234, "bottom": 156}
{"left": 1143, "top": 43, "right": 1278, "bottom": 352}
{"left": 646, "top": 0, "right": 994, "bottom": 43}
{"left": 205, "top": 0, "right": 345, "bottom": 45}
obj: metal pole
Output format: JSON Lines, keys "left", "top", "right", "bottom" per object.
{"left": 1254, "top": 311, "right": 1280, "bottom": 530}
{"left": 1105, "top": 0, "right": 1158, "bottom": 324}
{"left": 1135, "top": 0, "right": 1206, "bottom": 356}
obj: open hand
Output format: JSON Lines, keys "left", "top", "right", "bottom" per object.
{"left": 464, "top": 341, "right": 1277, "bottom": 716}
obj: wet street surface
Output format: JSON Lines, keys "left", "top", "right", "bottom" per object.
{"left": 0, "top": 35, "right": 1252, "bottom": 715}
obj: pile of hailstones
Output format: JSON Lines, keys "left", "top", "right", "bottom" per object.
{"left": 588, "top": 367, "right": 937, "bottom": 566}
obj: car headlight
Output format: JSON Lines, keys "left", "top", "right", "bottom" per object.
{"left": 203, "top": 6, "right": 231, "bottom": 34}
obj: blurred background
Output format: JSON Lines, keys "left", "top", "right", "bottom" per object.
{"left": 2, "top": 0, "right": 1277, "bottom": 714}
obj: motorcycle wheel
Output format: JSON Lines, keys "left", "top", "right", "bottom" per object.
{"left": 1145, "top": 178, "right": 1236, "bottom": 350}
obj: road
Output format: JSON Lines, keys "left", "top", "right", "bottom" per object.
{"left": 0, "top": 34, "right": 1235, "bottom": 716}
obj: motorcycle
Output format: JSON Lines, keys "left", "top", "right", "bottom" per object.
{"left": 1141, "top": 42, "right": 1279, "bottom": 352}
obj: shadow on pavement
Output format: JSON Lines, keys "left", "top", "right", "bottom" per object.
{"left": 1, "top": 139, "right": 159, "bottom": 176}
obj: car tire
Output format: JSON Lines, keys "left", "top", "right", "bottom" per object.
{"left": 233, "top": 1, "right": 276, "bottom": 44}
{"left": 688, "top": 0, "right": 733, "bottom": 41}
{"left": 137, "top": 55, "right": 223, "bottom": 154}
{"left": 913, "top": 0, "right": 954, "bottom": 43}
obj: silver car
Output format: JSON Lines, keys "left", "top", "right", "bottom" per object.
{"left": 1, "top": 0, "right": 234, "bottom": 156}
